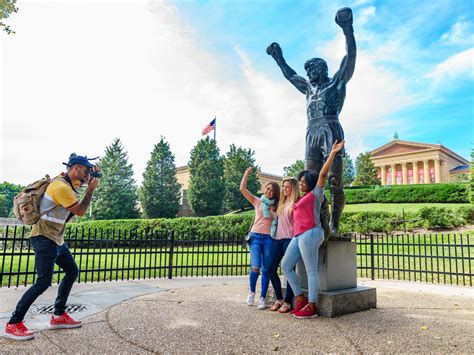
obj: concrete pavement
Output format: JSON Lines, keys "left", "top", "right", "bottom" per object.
{"left": 0, "top": 277, "right": 473, "bottom": 352}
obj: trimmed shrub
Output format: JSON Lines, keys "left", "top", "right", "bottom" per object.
{"left": 69, "top": 214, "right": 254, "bottom": 239}
{"left": 344, "top": 183, "right": 469, "bottom": 204}
{"left": 418, "top": 207, "right": 465, "bottom": 228}
{"left": 456, "top": 205, "right": 474, "bottom": 224}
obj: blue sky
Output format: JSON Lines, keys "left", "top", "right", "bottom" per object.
{"left": 173, "top": 0, "right": 473, "bottom": 157}
{"left": 0, "top": 0, "right": 472, "bottom": 185}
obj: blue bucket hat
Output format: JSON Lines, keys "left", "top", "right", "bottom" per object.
{"left": 63, "top": 153, "right": 98, "bottom": 169}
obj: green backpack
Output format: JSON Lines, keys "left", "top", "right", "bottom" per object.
{"left": 13, "top": 175, "right": 51, "bottom": 225}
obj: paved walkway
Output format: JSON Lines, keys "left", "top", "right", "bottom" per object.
{"left": 1, "top": 277, "right": 473, "bottom": 353}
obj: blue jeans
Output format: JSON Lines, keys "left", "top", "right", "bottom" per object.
{"left": 248, "top": 232, "right": 273, "bottom": 298}
{"left": 281, "top": 227, "right": 324, "bottom": 303}
{"left": 9, "top": 236, "right": 79, "bottom": 324}
{"left": 266, "top": 238, "right": 294, "bottom": 303}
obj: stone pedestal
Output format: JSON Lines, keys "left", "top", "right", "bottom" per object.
{"left": 318, "top": 286, "right": 376, "bottom": 317}
{"left": 286, "top": 239, "right": 376, "bottom": 317}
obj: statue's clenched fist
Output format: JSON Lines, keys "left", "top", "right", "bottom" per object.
{"left": 266, "top": 42, "right": 283, "bottom": 60}
{"left": 335, "top": 7, "right": 353, "bottom": 29}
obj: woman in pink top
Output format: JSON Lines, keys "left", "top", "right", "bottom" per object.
{"left": 240, "top": 167, "right": 280, "bottom": 310}
{"left": 266, "top": 177, "right": 300, "bottom": 313}
{"left": 281, "top": 140, "right": 345, "bottom": 319}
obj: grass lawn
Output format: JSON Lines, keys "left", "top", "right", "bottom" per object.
{"left": 1, "top": 245, "right": 251, "bottom": 287}
{"left": 2, "top": 233, "right": 472, "bottom": 287}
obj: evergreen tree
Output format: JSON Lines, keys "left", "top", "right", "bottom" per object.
{"left": 342, "top": 153, "right": 355, "bottom": 186}
{"left": 93, "top": 138, "right": 139, "bottom": 220}
{"left": 223, "top": 144, "right": 260, "bottom": 211}
{"left": 283, "top": 160, "right": 305, "bottom": 177}
{"left": 0, "top": 0, "right": 18, "bottom": 34}
{"left": 140, "top": 137, "right": 181, "bottom": 218}
{"left": 354, "top": 152, "right": 380, "bottom": 186}
{"left": 0, "top": 181, "right": 23, "bottom": 217}
{"left": 188, "top": 137, "right": 224, "bottom": 216}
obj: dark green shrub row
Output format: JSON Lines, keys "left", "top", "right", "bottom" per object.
{"left": 2, "top": 206, "right": 471, "bottom": 243}
{"left": 68, "top": 214, "right": 254, "bottom": 237}
{"left": 344, "top": 183, "right": 469, "bottom": 204}
{"left": 67, "top": 205, "right": 474, "bottom": 237}
{"left": 419, "top": 206, "right": 474, "bottom": 228}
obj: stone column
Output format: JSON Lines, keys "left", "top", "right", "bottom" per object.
{"left": 423, "top": 160, "right": 430, "bottom": 184}
{"left": 434, "top": 158, "right": 441, "bottom": 183}
{"left": 380, "top": 166, "right": 386, "bottom": 186}
{"left": 413, "top": 161, "right": 419, "bottom": 184}
{"left": 391, "top": 164, "right": 396, "bottom": 185}
{"left": 402, "top": 163, "right": 408, "bottom": 185}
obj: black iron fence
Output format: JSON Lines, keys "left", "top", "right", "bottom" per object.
{"left": 1, "top": 226, "right": 472, "bottom": 288}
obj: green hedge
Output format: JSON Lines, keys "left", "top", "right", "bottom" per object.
{"left": 65, "top": 205, "right": 474, "bottom": 237}
{"left": 3, "top": 205, "right": 471, "bottom": 242}
{"left": 68, "top": 214, "right": 254, "bottom": 237}
{"left": 344, "top": 183, "right": 469, "bottom": 204}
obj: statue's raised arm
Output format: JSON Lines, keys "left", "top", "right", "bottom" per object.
{"left": 266, "top": 42, "right": 308, "bottom": 95}
{"left": 334, "top": 7, "right": 356, "bottom": 83}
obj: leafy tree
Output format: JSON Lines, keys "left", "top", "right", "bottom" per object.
{"left": 342, "top": 153, "right": 355, "bottom": 186}
{"left": 93, "top": 138, "right": 139, "bottom": 220}
{"left": 0, "top": 181, "right": 23, "bottom": 217}
{"left": 0, "top": 194, "right": 7, "bottom": 217}
{"left": 450, "top": 173, "right": 469, "bottom": 183}
{"left": 354, "top": 152, "right": 380, "bottom": 186}
{"left": 223, "top": 144, "right": 260, "bottom": 211}
{"left": 188, "top": 137, "right": 224, "bottom": 216}
{"left": 1, "top": 0, "right": 18, "bottom": 34}
{"left": 471, "top": 147, "right": 474, "bottom": 203}
{"left": 283, "top": 160, "right": 304, "bottom": 177}
{"left": 140, "top": 137, "right": 181, "bottom": 218}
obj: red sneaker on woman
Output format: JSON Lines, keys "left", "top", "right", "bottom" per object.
{"left": 50, "top": 313, "right": 82, "bottom": 329}
{"left": 5, "top": 321, "right": 35, "bottom": 340}
{"left": 293, "top": 304, "right": 319, "bottom": 319}
{"left": 290, "top": 298, "right": 309, "bottom": 315}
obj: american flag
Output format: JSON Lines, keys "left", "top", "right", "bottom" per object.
{"left": 202, "top": 118, "right": 216, "bottom": 136}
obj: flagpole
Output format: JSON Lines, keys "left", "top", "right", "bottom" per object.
{"left": 214, "top": 116, "right": 216, "bottom": 141}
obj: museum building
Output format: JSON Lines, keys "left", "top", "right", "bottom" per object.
{"left": 369, "top": 139, "right": 470, "bottom": 185}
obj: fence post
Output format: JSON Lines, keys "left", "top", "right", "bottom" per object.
{"left": 370, "top": 233, "right": 375, "bottom": 280}
{"left": 402, "top": 208, "right": 407, "bottom": 235}
{"left": 168, "top": 230, "right": 175, "bottom": 279}
{"left": 366, "top": 212, "right": 370, "bottom": 234}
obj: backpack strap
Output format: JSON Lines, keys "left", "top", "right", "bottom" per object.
{"left": 62, "top": 174, "right": 79, "bottom": 193}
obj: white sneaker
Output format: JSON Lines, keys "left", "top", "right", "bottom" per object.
{"left": 258, "top": 297, "right": 267, "bottom": 310}
{"left": 247, "top": 292, "right": 255, "bottom": 306}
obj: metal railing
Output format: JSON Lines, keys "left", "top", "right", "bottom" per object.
{"left": 353, "top": 233, "right": 473, "bottom": 286}
{"left": 1, "top": 226, "right": 472, "bottom": 288}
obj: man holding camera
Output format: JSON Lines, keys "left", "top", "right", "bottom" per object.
{"left": 5, "top": 154, "right": 100, "bottom": 340}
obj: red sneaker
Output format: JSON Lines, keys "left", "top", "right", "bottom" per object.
{"left": 5, "top": 321, "right": 35, "bottom": 341}
{"left": 293, "top": 303, "right": 319, "bottom": 319}
{"left": 50, "top": 313, "right": 82, "bottom": 329}
{"left": 290, "top": 298, "right": 309, "bottom": 315}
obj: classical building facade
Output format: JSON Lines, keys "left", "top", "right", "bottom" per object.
{"left": 175, "top": 166, "right": 283, "bottom": 216}
{"left": 370, "top": 140, "right": 470, "bottom": 185}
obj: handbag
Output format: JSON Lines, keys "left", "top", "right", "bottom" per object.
{"left": 242, "top": 222, "right": 253, "bottom": 248}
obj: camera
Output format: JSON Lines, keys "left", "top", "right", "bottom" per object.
{"left": 89, "top": 170, "right": 102, "bottom": 179}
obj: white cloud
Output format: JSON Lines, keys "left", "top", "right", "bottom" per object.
{"left": 0, "top": 0, "right": 307, "bottom": 184}
{"left": 0, "top": 0, "right": 436, "bottom": 187}
{"left": 356, "top": 6, "right": 376, "bottom": 27}
{"left": 318, "top": 35, "right": 414, "bottom": 155}
{"left": 440, "top": 20, "right": 473, "bottom": 46}
{"left": 426, "top": 48, "right": 474, "bottom": 84}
